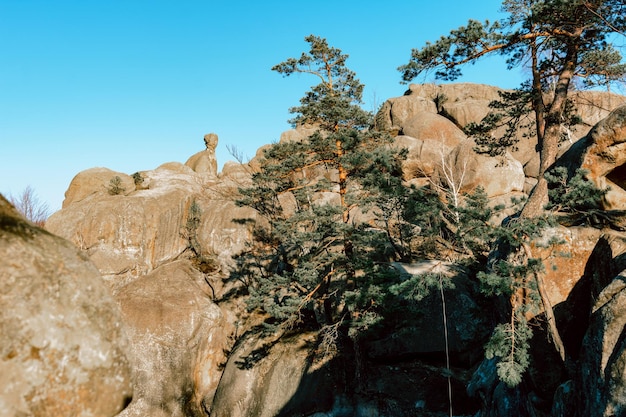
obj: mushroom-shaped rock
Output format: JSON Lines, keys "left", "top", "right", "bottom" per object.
{"left": 185, "top": 133, "right": 219, "bottom": 177}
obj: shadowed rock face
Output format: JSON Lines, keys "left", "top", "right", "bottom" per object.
{"left": 0, "top": 194, "right": 132, "bottom": 417}
{"left": 578, "top": 272, "right": 626, "bottom": 417}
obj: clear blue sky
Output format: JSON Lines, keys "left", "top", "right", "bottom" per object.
{"left": 0, "top": 0, "right": 524, "bottom": 212}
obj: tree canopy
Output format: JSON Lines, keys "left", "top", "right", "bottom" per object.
{"left": 399, "top": 0, "right": 626, "bottom": 217}
{"left": 235, "top": 35, "right": 408, "bottom": 342}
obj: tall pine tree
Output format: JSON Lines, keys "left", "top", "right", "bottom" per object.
{"left": 236, "top": 35, "right": 407, "bottom": 340}
{"left": 399, "top": 0, "right": 626, "bottom": 218}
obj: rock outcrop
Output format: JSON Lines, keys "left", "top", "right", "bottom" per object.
{"left": 0, "top": 195, "right": 132, "bottom": 417}
{"left": 116, "top": 260, "right": 233, "bottom": 417}
{"left": 46, "top": 161, "right": 256, "bottom": 292}
{"left": 211, "top": 332, "right": 333, "bottom": 417}
{"left": 574, "top": 105, "right": 626, "bottom": 210}
{"left": 30, "top": 83, "right": 626, "bottom": 417}
{"left": 578, "top": 271, "right": 626, "bottom": 417}
{"left": 378, "top": 83, "right": 626, "bottom": 182}
{"left": 62, "top": 167, "right": 136, "bottom": 208}
{"left": 185, "top": 133, "right": 219, "bottom": 177}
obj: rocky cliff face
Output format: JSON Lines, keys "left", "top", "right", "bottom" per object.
{"left": 6, "top": 85, "right": 626, "bottom": 416}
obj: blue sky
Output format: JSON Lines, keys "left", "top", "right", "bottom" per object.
{"left": 0, "top": 0, "right": 524, "bottom": 211}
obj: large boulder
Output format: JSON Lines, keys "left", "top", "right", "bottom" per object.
{"left": 378, "top": 83, "right": 626, "bottom": 180}
{"left": 0, "top": 194, "right": 132, "bottom": 416}
{"left": 116, "top": 260, "right": 233, "bottom": 417}
{"left": 376, "top": 91, "right": 436, "bottom": 131}
{"left": 581, "top": 105, "right": 626, "bottom": 210}
{"left": 533, "top": 226, "right": 603, "bottom": 310}
{"left": 401, "top": 111, "right": 467, "bottom": 145}
{"left": 553, "top": 105, "right": 626, "bottom": 211}
{"left": 210, "top": 331, "right": 337, "bottom": 417}
{"left": 376, "top": 83, "right": 501, "bottom": 132}
{"left": 62, "top": 167, "right": 136, "bottom": 208}
{"left": 46, "top": 164, "right": 204, "bottom": 291}
{"left": 393, "top": 112, "right": 467, "bottom": 180}
{"left": 437, "top": 139, "right": 525, "bottom": 198}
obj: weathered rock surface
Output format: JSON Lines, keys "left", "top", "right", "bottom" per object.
{"left": 533, "top": 226, "right": 603, "bottom": 309}
{"left": 185, "top": 133, "right": 219, "bottom": 177}
{"left": 210, "top": 331, "right": 337, "bottom": 417}
{"left": 0, "top": 195, "right": 132, "bottom": 417}
{"left": 580, "top": 105, "right": 626, "bottom": 210}
{"left": 116, "top": 260, "right": 233, "bottom": 417}
{"left": 46, "top": 162, "right": 256, "bottom": 292}
{"left": 378, "top": 83, "right": 626, "bottom": 181}
{"left": 438, "top": 139, "right": 525, "bottom": 198}
{"left": 62, "top": 167, "right": 136, "bottom": 208}
{"left": 401, "top": 111, "right": 467, "bottom": 145}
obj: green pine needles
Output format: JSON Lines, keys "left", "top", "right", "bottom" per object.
{"left": 233, "top": 34, "right": 580, "bottom": 391}
{"left": 485, "top": 313, "right": 533, "bottom": 387}
{"left": 236, "top": 36, "right": 406, "bottom": 341}
{"left": 545, "top": 167, "right": 607, "bottom": 214}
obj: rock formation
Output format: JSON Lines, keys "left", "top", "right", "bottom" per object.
{"left": 10, "top": 84, "right": 626, "bottom": 416}
{"left": 561, "top": 105, "right": 626, "bottom": 210}
{"left": 185, "top": 133, "right": 219, "bottom": 177}
{"left": 0, "top": 194, "right": 132, "bottom": 417}
{"left": 115, "top": 260, "right": 233, "bottom": 416}
{"left": 62, "top": 167, "right": 135, "bottom": 208}
{"left": 46, "top": 161, "right": 256, "bottom": 292}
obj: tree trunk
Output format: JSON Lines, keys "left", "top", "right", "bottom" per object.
{"left": 521, "top": 42, "right": 579, "bottom": 218}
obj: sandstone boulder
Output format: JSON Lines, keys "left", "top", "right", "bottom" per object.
{"left": 185, "top": 150, "right": 218, "bottom": 176}
{"left": 552, "top": 105, "right": 626, "bottom": 211}
{"left": 0, "top": 194, "right": 132, "bottom": 416}
{"left": 581, "top": 105, "right": 626, "bottom": 210}
{"left": 401, "top": 111, "right": 467, "bottom": 146}
{"left": 47, "top": 171, "right": 201, "bottom": 291}
{"left": 220, "top": 161, "right": 254, "bottom": 185}
{"left": 116, "top": 260, "right": 233, "bottom": 417}
{"left": 438, "top": 139, "right": 525, "bottom": 198}
{"left": 376, "top": 92, "right": 436, "bottom": 131}
{"left": 532, "top": 226, "right": 603, "bottom": 310}
{"left": 185, "top": 133, "right": 219, "bottom": 177}
{"left": 62, "top": 167, "right": 135, "bottom": 208}
{"left": 279, "top": 124, "right": 319, "bottom": 143}
{"left": 427, "top": 83, "right": 502, "bottom": 127}
{"left": 210, "top": 331, "right": 337, "bottom": 417}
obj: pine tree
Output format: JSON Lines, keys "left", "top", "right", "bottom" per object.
{"left": 236, "top": 35, "right": 407, "bottom": 341}
{"left": 399, "top": 0, "right": 626, "bottom": 386}
{"left": 399, "top": 0, "right": 626, "bottom": 218}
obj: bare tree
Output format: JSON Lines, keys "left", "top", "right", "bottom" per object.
{"left": 8, "top": 186, "right": 51, "bottom": 226}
